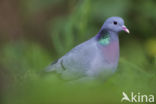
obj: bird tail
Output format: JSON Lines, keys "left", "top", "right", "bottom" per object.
{"left": 45, "top": 59, "right": 58, "bottom": 72}
{"left": 39, "top": 60, "right": 58, "bottom": 77}
{"left": 45, "top": 65, "right": 56, "bottom": 72}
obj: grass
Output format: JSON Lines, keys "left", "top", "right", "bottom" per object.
{"left": 1, "top": 39, "right": 155, "bottom": 104}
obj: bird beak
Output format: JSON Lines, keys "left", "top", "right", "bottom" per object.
{"left": 122, "top": 25, "right": 130, "bottom": 34}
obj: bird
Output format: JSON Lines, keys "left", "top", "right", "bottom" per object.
{"left": 45, "top": 17, "right": 129, "bottom": 81}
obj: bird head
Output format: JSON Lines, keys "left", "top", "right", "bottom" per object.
{"left": 102, "top": 17, "right": 130, "bottom": 34}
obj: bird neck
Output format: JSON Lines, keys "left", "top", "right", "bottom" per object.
{"left": 96, "top": 29, "right": 111, "bottom": 45}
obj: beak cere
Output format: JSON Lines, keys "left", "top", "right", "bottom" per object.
{"left": 122, "top": 25, "right": 130, "bottom": 34}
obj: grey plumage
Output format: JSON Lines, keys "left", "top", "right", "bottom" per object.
{"left": 45, "top": 17, "right": 129, "bottom": 80}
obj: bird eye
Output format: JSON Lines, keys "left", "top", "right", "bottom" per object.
{"left": 113, "top": 21, "right": 117, "bottom": 25}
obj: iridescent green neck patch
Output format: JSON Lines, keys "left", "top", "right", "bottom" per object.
{"left": 98, "top": 34, "right": 110, "bottom": 45}
{"left": 97, "top": 29, "right": 110, "bottom": 46}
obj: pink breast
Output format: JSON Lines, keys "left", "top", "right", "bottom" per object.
{"left": 102, "top": 41, "right": 119, "bottom": 63}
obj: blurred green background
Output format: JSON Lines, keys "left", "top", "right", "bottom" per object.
{"left": 0, "top": 0, "right": 156, "bottom": 104}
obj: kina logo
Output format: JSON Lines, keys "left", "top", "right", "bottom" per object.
{"left": 121, "top": 92, "right": 154, "bottom": 103}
